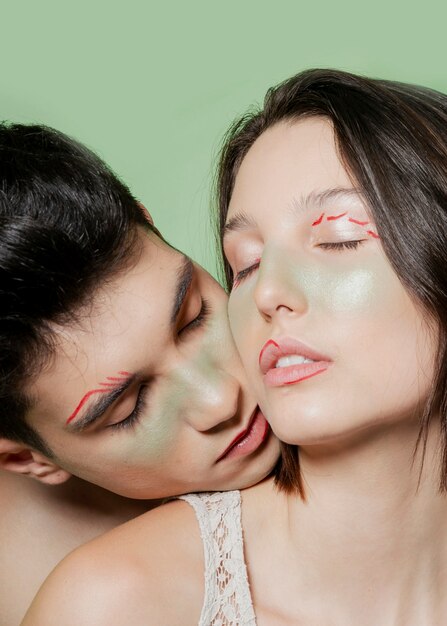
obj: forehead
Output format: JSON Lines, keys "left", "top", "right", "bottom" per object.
{"left": 228, "top": 117, "right": 354, "bottom": 219}
{"left": 30, "top": 232, "right": 181, "bottom": 410}
{"left": 66, "top": 231, "right": 178, "bottom": 337}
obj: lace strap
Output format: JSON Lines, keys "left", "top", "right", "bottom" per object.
{"left": 180, "top": 491, "right": 256, "bottom": 625}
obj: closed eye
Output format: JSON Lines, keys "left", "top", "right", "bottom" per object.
{"left": 178, "top": 298, "right": 211, "bottom": 336}
{"left": 232, "top": 260, "right": 260, "bottom": 289}
{"left": 109, "top": 384, "right": 149, "bottom": 431}
{"left": 318, "top": 240, "right": 366, "bottom": 251}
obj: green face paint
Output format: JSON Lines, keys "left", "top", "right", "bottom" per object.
{"left": 225, "top": 118, "right": 436, "bottom": 447}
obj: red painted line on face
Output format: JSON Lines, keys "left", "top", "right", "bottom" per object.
{"left": 327, "top": 211, "right": 347, "bottom": 221}
{"left": 348, "top": 217, "right": 369, "bottom": 226}
{"left": 367, "top": 230, "right": 380, "bottom": 239}
{"left": 284, "top": 368, "right": 328, "bottom": 385}
{"left": 66, "top": 387, "right": 111, "bottom": 424}
{"left": 259, "top": 339, "right": 280, "bottom": 365}
{"left": 312, "top": 213, "right": 325, "bottom": 226}
{"left": 65, "top": 372, "right": 131, "bottom": 425}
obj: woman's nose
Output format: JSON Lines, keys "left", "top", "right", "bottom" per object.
{"left": 253, "top": 252, "right": 308, "bottom": 322}
{"left": 184, "top": 362, "right": 241, "bottom": 432}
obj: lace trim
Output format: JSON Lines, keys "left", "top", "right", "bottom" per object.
{"left": 180, "top": 491, "right": 256, "bottom": 626}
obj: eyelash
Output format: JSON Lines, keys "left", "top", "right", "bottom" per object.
{"left": 110, "top": 385, "right": 148, "bottom": 430}
{"left": 179, "top": 298, "right": 211, "bottom": 336}
{"left": 232, "top": 261, "right": 260, "bottom": 288}
{"left": 111, "top": 300, "right": 211, "bottom": 431}
{"left": 232, "top": 241, "right": 366, "bottom": 287}
{"left": 318, "top": 240, "right": 366, "bottom": 251}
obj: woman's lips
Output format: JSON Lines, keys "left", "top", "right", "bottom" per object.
{"left": 259, "top": 337, "right": 332, "bottom": 388}
{"left": 216, "top": 408, "right": 270, "bottom": 462}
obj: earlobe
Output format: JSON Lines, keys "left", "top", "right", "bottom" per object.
{"left": 0, "top": 438, "right": 72, "bottom": 485}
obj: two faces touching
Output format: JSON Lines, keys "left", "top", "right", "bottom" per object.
{"left": 8, "top": 67, "right": 447, "bottom": 624}
{"left": 21, "top": 110, "right": 428, "bottom": 505}
{"left": 28, "top": 232, "right": 279, "bottom": 499}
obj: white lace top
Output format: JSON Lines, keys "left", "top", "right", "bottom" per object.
{"left": 180, "top": 490, "right": 257, "bottom": 626}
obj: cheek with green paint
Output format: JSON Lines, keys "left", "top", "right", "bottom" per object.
{"left": 307, "top": 250, "right": 407, "bottom": 322}
{"left": 119, "top": 297, "right": 243, "bottom": 465}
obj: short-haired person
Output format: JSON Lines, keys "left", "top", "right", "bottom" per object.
{"left": 23, "top": 69, "right": 447, "bottom": 625}
{"left": 0, "top": 124, "right": 280, "bottom": 624}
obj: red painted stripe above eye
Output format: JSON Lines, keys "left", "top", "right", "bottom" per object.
{"left": 348, "top": 217, "right": 370, "bottom": 226}
{"left": 312, "top": 213, "right": 325, "bottom": 226}
{"left": 65, "top": 372, "right": 131, "bottom": 424}
{"left": 327, "top": 212, "right": 347, "bottom": 221}
{"left": 65, "top": 388, "right": 111, "bottom": 424}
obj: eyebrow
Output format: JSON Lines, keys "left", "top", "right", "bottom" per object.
{"left": 66, "top": 255, "right": 193, "bottom": 433}
{"left": 223, "top": 187, "right": 364, "bottom": 238}
{"left": 290, "top": 187, "right": 364, "bottom": 216}
{"left": 170, "top": 255, "right": 194, "bottom": 325}
{"left": 66, "top": 373, "right": 135, "bottom": 433}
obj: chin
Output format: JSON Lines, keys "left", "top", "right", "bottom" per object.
{"left": 263, "top": 404, "right": 358, "bottom": 447}
{"left": 227, "top": 441, "right": 280, "bottom": 489}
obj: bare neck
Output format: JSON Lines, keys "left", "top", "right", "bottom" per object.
{"left": 244, "top": 418, "right": 447, "bottom": 624}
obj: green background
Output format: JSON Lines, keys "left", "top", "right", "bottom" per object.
{"left": 1, "top": 0, "right": 446, "bottom": 275}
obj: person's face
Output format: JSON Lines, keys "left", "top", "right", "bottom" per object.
{"left": 27, "top": 229, "right": 279, "bottom": 498}
{"left": 224, "top": 117, "right": 437, "bottom": 446}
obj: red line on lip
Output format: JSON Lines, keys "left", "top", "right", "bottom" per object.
{"left": 118, "top": 371, "right": 131, "bottom": 376}
{"left": 106, "top": 376, "right": 127, "bottom": 381}
{"left": 367, "top": 230, "right": 380, "bottom": 238}
{"left": 348, "top": 217, "right": 369, "bottom": 226}
{"left": 259, "top": 339, "right": 279, "bottom": 365}
{"left": 327, "top": 211, "right": 347, "bottom": 221}
{"left": 311, "top": 213, "right": 325, "bottom": 226}
{"left": 217, "top": 409, "right": 259, "bottom": 462}
{"left": 284, "top": 368, "right": 327, "bottom": 385}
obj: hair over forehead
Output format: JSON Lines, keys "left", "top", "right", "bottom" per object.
{"left": 214, "top": 68, "right": 447, "bottom": 495}
{"left": 0, "top": 123, "right": 153, "bottom": 455}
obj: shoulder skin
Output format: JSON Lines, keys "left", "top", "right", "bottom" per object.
{"left": 21, "top": 499, "right": 205, "bottom": 626}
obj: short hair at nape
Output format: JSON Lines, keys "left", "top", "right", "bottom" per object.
{"left": 0, "top": 123, "right": 152, "bottom": 456}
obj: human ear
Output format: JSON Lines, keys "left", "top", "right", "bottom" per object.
{"left": 137, "top": 201, "right": 156, "bottom": 228}
{"left": 137, "top": 202, "right": 154, "bottom": 224}
{"left": 137, "top": 202, "right": 165, "bottom": 238}
{"left": 0, "top": 438, "right": 72, "bottom": 485}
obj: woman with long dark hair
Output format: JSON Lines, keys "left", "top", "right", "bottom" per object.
{"left": 24, "top": 70, "right": 447, "bottom": 625}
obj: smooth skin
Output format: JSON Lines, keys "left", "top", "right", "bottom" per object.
{"left": 13, "top": 229, "right": 278, "bottom": 499}
{"left": 23, "top": 118, "right": 447, "bottom": 626}
{"left": 0, "top": 471, "right": 156, "bottom": 626}
{"left": 2, "top": 227, "right": 278, "bottom": 625}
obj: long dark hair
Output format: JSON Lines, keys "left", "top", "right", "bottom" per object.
{"left": 0, "top": 124, "right": 152, "bottom": 456}
{"left": 215, "top": 69, "right": 447, "bottom": 495}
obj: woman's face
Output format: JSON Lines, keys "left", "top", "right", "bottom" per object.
{"left": 224, "top": 118, "right": 436, "bottom": 446}
{"left": 28, "top": 230, "right": 279, "bottom": 498}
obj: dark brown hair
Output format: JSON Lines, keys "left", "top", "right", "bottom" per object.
{"left": 215, "top": 69, "right": 447, "bottom": 495}
{"left": 0, "top": 124, "right": 152, "bottom": 457}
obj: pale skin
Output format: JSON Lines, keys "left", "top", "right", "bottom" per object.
{"left": 22, "top": 118, "right": 447, "bottom": 625}
{"left": 0, "top": 471, "right": 156, "bottom": 626}
{"left": 1, "top": 227, "right": 278, "bottom": 625}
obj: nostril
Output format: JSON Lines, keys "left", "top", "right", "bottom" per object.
{"left": 276, "top": 303, "right": 294, "bottom": 313}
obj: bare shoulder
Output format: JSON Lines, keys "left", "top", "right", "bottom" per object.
{"left": 22, "top": 499, "right": 204, "bottom": 626}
